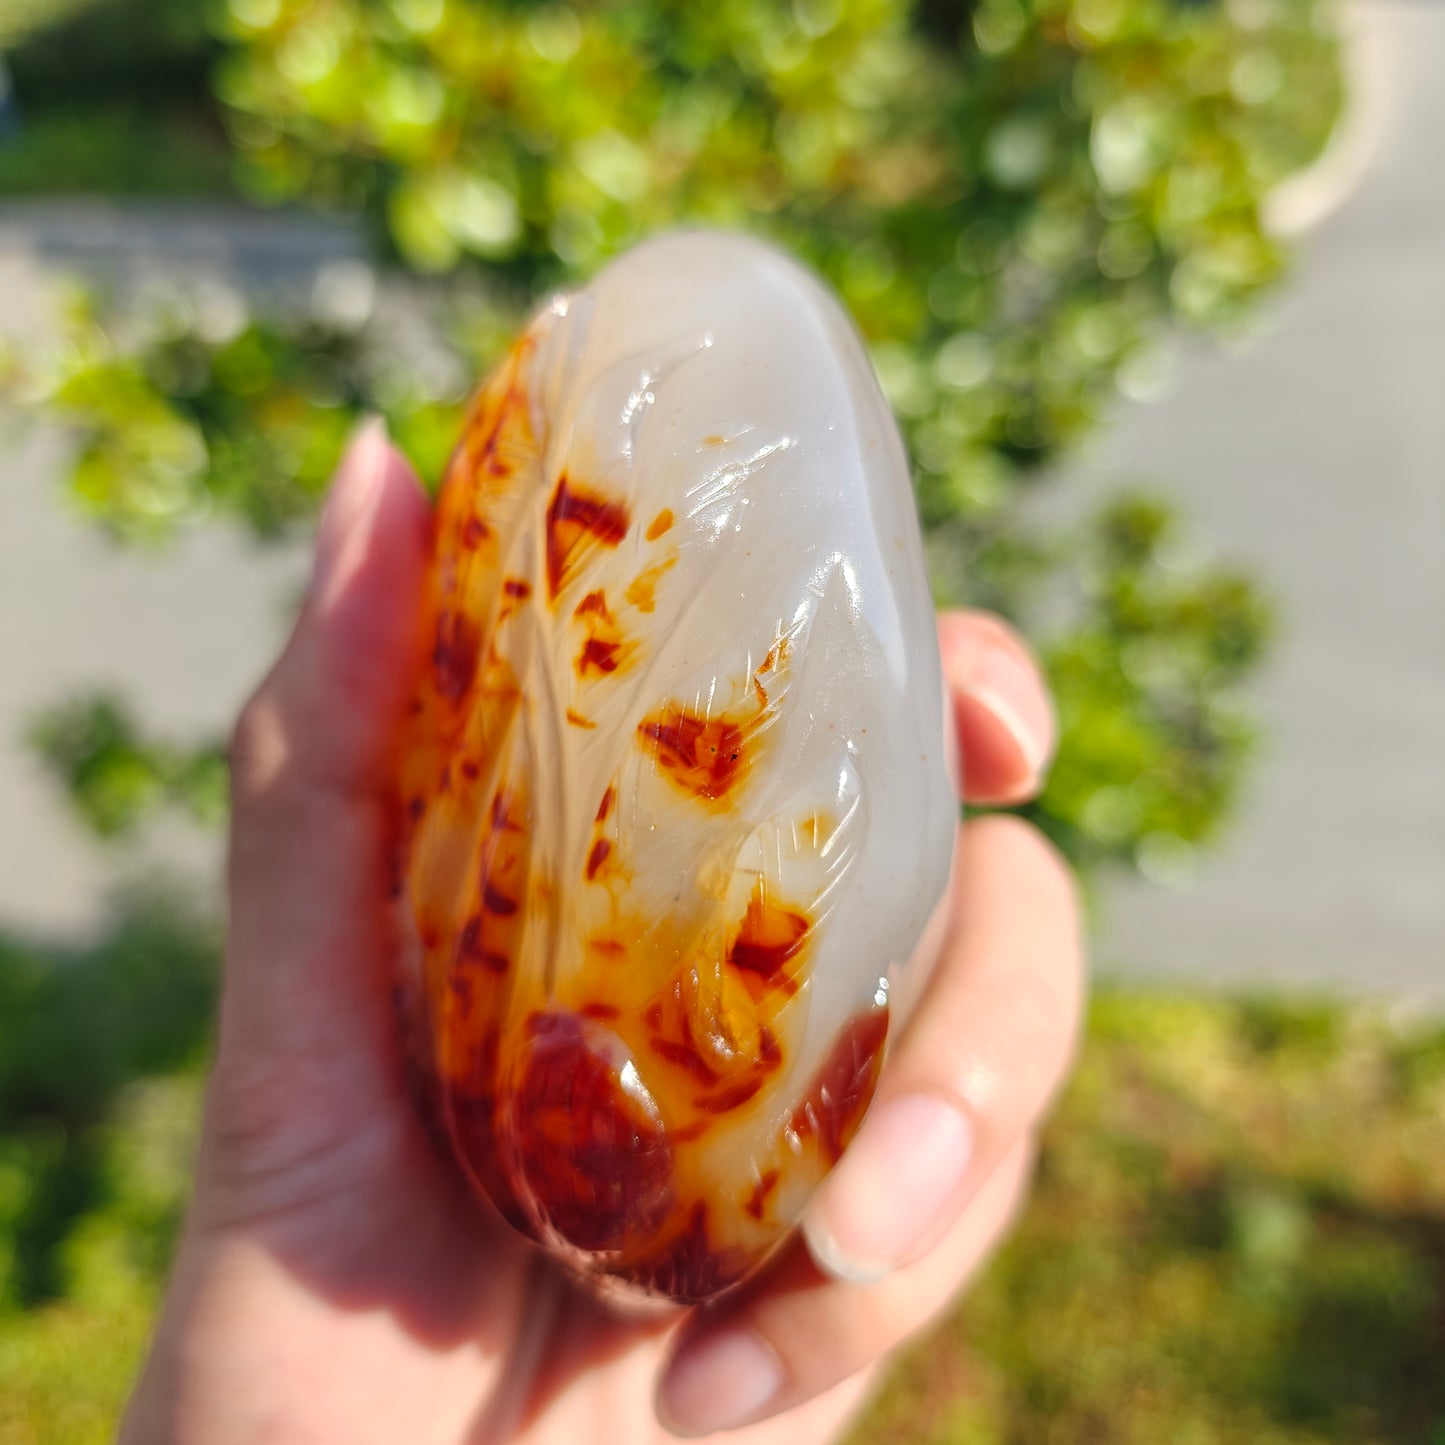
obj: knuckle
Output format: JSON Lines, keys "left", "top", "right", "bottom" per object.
{"left": 229, "top": 686, "right": 288, "bottom": 806}
{"left": 984, "top": 813, "right": 1081, "bottom": 923}
{"left": 1007, "top": 929, "right": 1084, "bottom": 1092}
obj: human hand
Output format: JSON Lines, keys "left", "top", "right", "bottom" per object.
{"left": 120, "top": 423, "right": 1083, "bottom": 1444}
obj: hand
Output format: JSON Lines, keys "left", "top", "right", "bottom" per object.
{"left": 121, "top": 423, "right": 1083, "bottom": 1444}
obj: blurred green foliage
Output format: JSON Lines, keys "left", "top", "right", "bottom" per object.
{"left": 5, "top": 0, "right": 1336, "bottom": 872}
{"left": 0, "top": 895, "right": 215, "bottom": 1314}
{"left": 0, "top": 0, "right": 101, "bottom": 50}
{"left": 0, "top": 0, "right": 204, "bottom": 60}
{"left": 33, "top": 286, "right": 466, "bottom": 545}
{"left": 1032, "top": 496, "right": 1269, "bottom": 876}
{"left": 0, "top": 109, "right": 233, "bottom": 197}
{"left": 213, "top": 0, "right": 1342, "bottom": 521}
{"left": 2, "top": 914, "right": 1441, "bottom": 1445}
{"left": 0, "top": 0, "right": 232, "bottom": 194}
{"left": 27, "top": 697, "right": 228, "bottom": 840}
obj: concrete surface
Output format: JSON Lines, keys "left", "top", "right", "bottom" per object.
{"left": 1070, "top": 0, "right": 1444, "bottom": 1001}
{"left": 0, "top": 2, "right": 1440, "bottom": 1001}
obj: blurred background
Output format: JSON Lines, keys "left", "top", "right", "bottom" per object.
{"left": 0, "top": 0, "right": 1439, "bottom": 1441}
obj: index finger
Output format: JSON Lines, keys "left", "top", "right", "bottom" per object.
{"left": 938, "top": 610, "right": 1056, "bottom": 807}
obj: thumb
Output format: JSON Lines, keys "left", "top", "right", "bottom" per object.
{"left": 218, "top": 419, "right": 432, "bottom": 1092}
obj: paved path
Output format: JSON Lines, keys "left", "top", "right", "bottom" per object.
{"left": 1076, "top": 0, "right": 1445, "bottom": 1001}
{"left": 0, "top": 2, "right": 1440, "bottom": 1002}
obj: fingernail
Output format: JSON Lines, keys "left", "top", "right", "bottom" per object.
{"left": 946, "top": 641, "right": 1055, "bottom": 784}
{"left": 313, "top": 416, "right": 391, "bottom": 611}
{"left": 804, "top": 1092, "right": 973, "bottom": 1283}
{"left": 657, "top": 1329, "right": 785, "bottom": 1436}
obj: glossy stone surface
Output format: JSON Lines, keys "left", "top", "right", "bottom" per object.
{"left": 395, "top": 231, "right": 956, "bottom": 1303}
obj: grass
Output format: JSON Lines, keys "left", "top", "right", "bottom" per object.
{"left": 2, "top": 902, "right": 1442, "bottom": 1444}
{"left": 854, "top": 994, "right": 1445, "bottom": 1445}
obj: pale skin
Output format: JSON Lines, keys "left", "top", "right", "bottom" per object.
{"left": 121, "top": 425, "right": 1084, "bottom": 1444}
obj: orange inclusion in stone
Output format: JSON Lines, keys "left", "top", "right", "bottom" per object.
{"left": 571, "top": 589, "right": 633, "bottom": 680}
{"left": 546, "top": 476, "right": 630, "bottom": 600}
{"left": 638, "top": 707, "right": 747, "bottom": 802}
{"left": 729, "top": 887, "right": 809, "bottom": 992}
{"left": 787, "top": 1005, "right": 890, "bottom": 1165}
{"left": 500, "top": 1011, "right": 674, "bottom": 1253}
{"left": 624, "top": 556, "right": 676, "bottom": 614}
{"left": 585, "top": 838, "right": 612, "bottom": 880}
{"left": 432, "top": 611, "right": 481, "bottom": 702}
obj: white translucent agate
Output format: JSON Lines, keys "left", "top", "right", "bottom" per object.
{"left": 397, "top": 230, "right": 956, "bottom": 1302}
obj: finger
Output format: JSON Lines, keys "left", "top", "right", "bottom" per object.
{"left": 656, "top": 1139, "right": 1035, "bottom": 1437}
{"left": 938, "top": 610, "right": 1055, "bottom": 806}
{"left": 219, "top": 420, "right": 431, "bottom": 1075}
{"left": 804, "top": 814, "right": 1082, "bottom": 1283}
